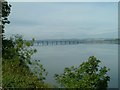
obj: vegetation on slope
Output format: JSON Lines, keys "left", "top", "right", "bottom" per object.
{"left": 55, "top": 56, "right": 110, "bottom": 90}
{"left": 2, "top": 59, "right": 50, "bottom": 88}
{"left": 2, "top": 35, "right": 51, "bottom": 88}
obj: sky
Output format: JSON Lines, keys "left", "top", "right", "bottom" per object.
{"left": 5, "top": 2, "right": 118, "bottom": 40}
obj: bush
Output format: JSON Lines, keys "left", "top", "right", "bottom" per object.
{"left": 3, "top": 34, "right": 36, "bottom": 65}
{"left": 2, "top": 35, "right": 50, "bottom": 88}
{"left": 54, "top": 56, "right": 110, "bottom": 90}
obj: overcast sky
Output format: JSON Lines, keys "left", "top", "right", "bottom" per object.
{"left": 5, "top": 2, "right": 118, "bottom": 40}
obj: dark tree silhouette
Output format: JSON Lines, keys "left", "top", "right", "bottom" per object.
{"left": 1, "top": 0, "right": 11, "bottom": 33}
{"left": 1, "top": 0, "right": 12, "bottom": 59}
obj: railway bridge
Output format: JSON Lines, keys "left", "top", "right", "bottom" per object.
{"left": 34, "top": 39, "right": 84, "bottom": 46}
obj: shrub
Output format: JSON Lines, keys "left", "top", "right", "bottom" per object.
{"left": 55, "top": 56, "right": 110, "bottom": 90}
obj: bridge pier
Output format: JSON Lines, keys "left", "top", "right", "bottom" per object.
{"left": 35, "top": 40, "right": 82, "bottom": 46}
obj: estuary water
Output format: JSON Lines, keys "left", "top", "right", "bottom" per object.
{"left": 32, "top": 44, "right": 118, "bottom": 88}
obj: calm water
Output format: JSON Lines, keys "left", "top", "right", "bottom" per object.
{"left": 32, "top": 44, "right": 118, "bottom": 88}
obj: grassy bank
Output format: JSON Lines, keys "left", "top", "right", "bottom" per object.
{"left": 2, "top": 58, "right": 51, "bottom": 88}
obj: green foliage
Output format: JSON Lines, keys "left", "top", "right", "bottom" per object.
{"left": 2, "top": 35, "right": 50, "bottom": 88}
{"left": 54, "top": 56, "right": 110, "bottom": 90}
{"left": 1, "top": 0, "right": 11, "bottom": 33}
{"left": 2, "top": 58, "right": 51, "bottom": 88}
{"left": 3, "top": 34, "right": 37, "bottom": 64}
{"left": 30, "top": 61, "right": 48, "bottom": 81}
{"left": 0, "top": 0, "right": 11, "bottom": 87}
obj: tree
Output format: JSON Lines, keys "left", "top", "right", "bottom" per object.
{"left": 2, "top": 35, "right": 49, "bottom": 87}
{"left": 55, "top": 56, "right": 110, "bottom": 90}
{"left": 0, "top": 0, "right": 11, "bottom": 87}
{"left": 1, "top": 0, "right": 13, "bottom": 59}
{"left": 2, "top": 35, "right": 36, "bottom": 64}
{"left": 1, "top": 0, "right": 11, "bottom": 34}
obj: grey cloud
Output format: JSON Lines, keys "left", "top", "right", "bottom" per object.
{"left": 10, "top": 19, "right": 41, "bottom": 26}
